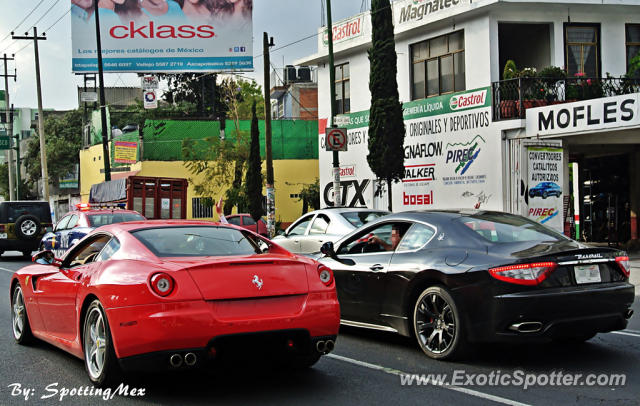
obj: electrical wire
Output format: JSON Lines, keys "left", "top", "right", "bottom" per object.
{"left": 0, "top": 0, "right": 47, "bottom": 44}
{"left": 30, "top": 0, "right": 62, "bottom": 30}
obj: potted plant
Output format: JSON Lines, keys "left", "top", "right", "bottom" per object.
{"left": 499, "top": 60, "right": 519, "bottom": 118}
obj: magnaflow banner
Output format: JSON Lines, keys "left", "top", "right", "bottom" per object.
{"left": 71, "top": 0, "right": 253, "bottom": 73}
{"left": 526, "top": 146, "right": 564, "bottom": 233}
{"left": 318, "top": 87, "right": 503, "bottom": 211}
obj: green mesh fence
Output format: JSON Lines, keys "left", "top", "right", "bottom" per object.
{"left": 140, "top": 119, "right": 318, "bottom": 161}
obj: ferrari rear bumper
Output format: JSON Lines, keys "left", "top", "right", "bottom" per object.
{"left": 106, "top": 291, "right": 340, "bottom": 360}
{"left": 118, "top": 330, "right": 338, "bottom": 372}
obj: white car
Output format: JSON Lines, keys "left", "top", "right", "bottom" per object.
{"left": 273, "top": 208, "right": 389, "bottom": 254}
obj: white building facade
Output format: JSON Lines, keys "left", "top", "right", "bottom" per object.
{"left": 298, "top": 0, "right": 640, "bottom": 242}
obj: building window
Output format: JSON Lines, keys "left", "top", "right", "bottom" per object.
{"left": 411, "top": 31, "right": 465, "bottom": 100}
{"left": 565, "top": 24, "right": 600, "bottom": 77}
{"left": 192, "top": 198, "right": 213, "bottom": 219}
{"left": 626, "top": 24, "right": 640, "bottom": 71}
{"left": 335, "top": 63, "right": 350, "bottom": 114}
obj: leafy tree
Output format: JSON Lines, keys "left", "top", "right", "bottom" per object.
{"left": 0, "top": 163, "right": 36, "bottom": 200}
{"left": 297, "top": 179, "right": 320, "bottom": 215}
{"left": 366, "top": 0, "right": 405, "bottom": 211}
{"left": 24, "top": 109, "right": 83, "bottom": 191}
{"left": 245, "top": 101, "right": 264, "bottom": 232}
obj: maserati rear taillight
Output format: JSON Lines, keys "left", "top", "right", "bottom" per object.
{"left": 615, "top": 256, "right": 630, "bottom": 277}
{"left": 489, "top": 262, "right": 557, "bottom": 286}
{"left": 150, "top": 272, "right": 175, "bottom": 296}
{"left": 318, "top": 265, "right": 334, "bottom": 287}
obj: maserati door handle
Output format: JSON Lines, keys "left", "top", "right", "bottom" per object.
{"left": 370, "top": 264, "right": 384, "bottom": 271}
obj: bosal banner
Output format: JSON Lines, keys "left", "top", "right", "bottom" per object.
{"left": 71, "top": 0, "right": 253, "bottom": 73}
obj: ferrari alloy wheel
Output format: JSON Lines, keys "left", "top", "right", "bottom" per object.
{"left": 12, "top": 284, "right": 33, "bottom": 344}
{"left": 413, "top": 286, "right": 466, "bottom": 360}
{"left": 83, "top": 300, "right": 119, "bottom": 387}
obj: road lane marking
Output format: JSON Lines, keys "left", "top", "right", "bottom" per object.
{"left": 0, "top": 267, "right": 15, "bottom": 274}
{"left": 611, "top": 331, "right": 640, "bottom": 338}
{"left": 326, "top": 353, "right": 531, "bottom": 406}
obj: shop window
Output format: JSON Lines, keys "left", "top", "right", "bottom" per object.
{"left": 335, "top": 63, "right": 350, "bottom": 114}
{"left": 626, "top": 24, "right": 640, "bottom": 72}
{"left": 411, "top": 31, "right": 465, "bottom": 100}
{"left": 565, "top": 24, "right": 600, "bottom": 77}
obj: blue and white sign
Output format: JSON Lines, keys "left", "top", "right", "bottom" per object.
{"left": 71, "top": 0, "right": 253, "bottom": 73}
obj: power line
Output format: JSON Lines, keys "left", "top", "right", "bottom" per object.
{"left": 0, "top": 0, "right": 47, "bottom": 44}
{"left": 30, "top": 0, "right": 62, "bottom": 30}
{"left": 269, "top": 61, "right": 317, "bottom": 119}
{"left": 14, "top": 7, "right": 69, "bottom": 55}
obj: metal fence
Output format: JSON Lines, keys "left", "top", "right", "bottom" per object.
{"left": 492, "top": 76, "right": 640, "bottom": 121}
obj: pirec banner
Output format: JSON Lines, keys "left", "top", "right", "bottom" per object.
{"left": 526, "top": 146, "right": 564, "bottom": 233}
{"left": 71, "top": 0, "right": 253, "bottom": 73}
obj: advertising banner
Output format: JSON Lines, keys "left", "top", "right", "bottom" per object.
{"left": 114, "top": 141, "right": 138, "bottom": 164}
{"left": 71, "top": 0, "right": 253, "bottom": 73}
{"left": 320, "top": 13, "right": 365, "bottom": 49}
{"left": 318, "top": 87, "right": 502, "bottom": 211}
{"left": 526, "top": 146, "right": 564, "bottom": 232}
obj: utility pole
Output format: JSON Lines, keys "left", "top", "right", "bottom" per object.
{"left": 12, "top": 28, "right": 49, "bottom": 201}
{"left": 263, "top": 32, "right": 275, "bottom": 238}
{"left": 93, "top": 0, "right": 111, "bottom": 181}
{"left": 326, "top": 0, "right": 341, "bottom": 207}
{"left": 13, "top": 106, "right": 20, "bottom": 200}
{"left": 1, "top": 54, "right": 16, "bottom": 200}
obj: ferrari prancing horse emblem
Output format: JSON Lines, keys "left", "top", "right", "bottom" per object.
{"left": 252, "top": 275, "right": 263, "bottom": 290}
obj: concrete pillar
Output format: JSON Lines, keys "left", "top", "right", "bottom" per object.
{"left": 629, "top": 149, "right": 640, "bottom": 241}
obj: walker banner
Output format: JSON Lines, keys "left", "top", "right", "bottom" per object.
{"left": 71, "top": 0, "right": 253, "bottom": 73}
{"left": 526, "top": 146, "right": 564, "bottom": 233}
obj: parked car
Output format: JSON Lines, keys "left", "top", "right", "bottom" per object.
{"left": 40, "top": 203, "right": 145, "bottom": 257}
{"left": 318, "top": 210, "right": 635, "bottom": 360}
{"left": 0, "top": 201, "right": 53, "bottom": 259}
{"left": 272, "top": 208, "right": 389, "bottom": 254}
{"left": 226, "top": 214, "right": 268, "bottom": 237}
{"left": 529, "top": 182, "right": 562, "bottom": 198}
{"left": 11, "top": 220, "right": 340, "bottom": 386}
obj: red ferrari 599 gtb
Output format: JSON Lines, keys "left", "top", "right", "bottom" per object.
{"left": 10, "top": 221, "right": 340, "bottom": 386}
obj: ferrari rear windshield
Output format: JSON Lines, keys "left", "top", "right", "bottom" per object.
{"left": 456, "top": 212, "right": 569, "bottom": 243}
{"left": 131, "top": 226, "right": 261, "bottom": 257}
{"left": 88, "top": 212, "right": 145, "bottom": 227}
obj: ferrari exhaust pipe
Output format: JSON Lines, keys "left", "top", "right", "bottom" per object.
{"left": 509, "top": 322, "right": 543, "bottom": 333}
{"left": 316, "top": 341, "right": 326, "bottom": 353}
{"left": 325, "top": 340, "right": 335, "bottom": 353}
{"left": 184, "top": 352, "right": 197, "bottom": 366}
{"left": 169, "top": 353, "right": 183, "bottom": 368}
{"left": 625, "top": 309, "right": 634, "bottom": 319}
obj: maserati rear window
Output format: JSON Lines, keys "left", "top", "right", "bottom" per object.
{"left": 457, "top": 213, "right": 569, "bottom": 243}
{"left": 131, "top": 226, "right": 262, "bottom": 257}
{"left": 341, "top": 211, "right": 388, "bottom": 227}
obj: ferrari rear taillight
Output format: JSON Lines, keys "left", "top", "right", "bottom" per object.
{"left": 489, "top": 262, "right": 557, "bottom": 286}
{"left": 615, "top": 256, "right": 631, "bottom": 277}
{"left": 318, "top": 265, "right": 334, "bottom": 287}
{"left": 150, "top": 272, "right": 175, "bottom": 296}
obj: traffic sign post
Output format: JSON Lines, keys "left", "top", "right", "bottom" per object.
{"left": 326, "top": 127, "right": 348, "bottom": 152}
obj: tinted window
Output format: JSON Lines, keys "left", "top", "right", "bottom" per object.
{"left": 456, "top": 213, "right": 569, "bottom": 243}
{"left": 132, "top": 226, "right": 261, "bottom": 257}
{"left": 227, "top": 216, "right": 242, "bottom": 226}
{"left": 95, "top": 238, "right": 121, "bottom": 262}
{"left": 243, "top": 216, "right": 256, "bottom": 226}
{"left": 396, "top": 224, "right": 435, "bottom": 252}
{"left": 65, "top": 235, "right": 111, "bottom": 268}
{"left": 7, "top": 204, "right": 51, "bottom": 223}
{"left": 341, "top": 211, "right": 388, "bottom": 227}
{"left": 88, "top": 213, "right": 145, "bottom": 227}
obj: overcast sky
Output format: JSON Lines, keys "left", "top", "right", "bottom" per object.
{"left": 0, "top": 0, "right": 365, "bottom": 110}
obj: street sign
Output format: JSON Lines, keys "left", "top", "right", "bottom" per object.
{"left": 80, "top": 92, "right": 98, "bottom": 103}
{"left": 334, "top": 115, "right": 350, "bottom": 126}
{"left": 326, "top": 127, "right": 348, "bottom": 152}
{"left": 144, "top": 90, "right": 158, "bottom": 109}
{"left": 142, "top": 75, "right": 159, "bottom": 90}
{"left": 0, "top": 136, "right": 10, "bottom": 150}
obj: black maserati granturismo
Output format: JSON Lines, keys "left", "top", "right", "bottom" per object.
{"left": 318, "top": 210, "right": 635, "bottom": 360}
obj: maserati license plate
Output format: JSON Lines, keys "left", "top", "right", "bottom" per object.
{"left": 574, "top": 264, "right": 601, "bottom": 284}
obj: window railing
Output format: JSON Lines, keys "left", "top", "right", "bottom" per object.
{"left": 492, "top": 76, "right": 640, "bottom": 121}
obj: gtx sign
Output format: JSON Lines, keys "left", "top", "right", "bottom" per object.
{"left": 397, "top": 0, "right": 467, "bottom": 25}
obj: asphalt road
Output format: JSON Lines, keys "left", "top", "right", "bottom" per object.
{"left": 0, "top": 252, "right": 638, "bottom": 406}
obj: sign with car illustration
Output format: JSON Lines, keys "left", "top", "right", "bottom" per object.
{"left": 527, "top": 146, "right": 564, "bottom": 232}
